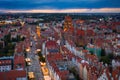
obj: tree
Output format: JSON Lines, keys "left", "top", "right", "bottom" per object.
{"left": 39, "top": 57, "right": 45, "bottom": 62}
{"left": 108, "top": 53, "right": 114, "bottom": 59}
{"left": 11, "top": 35, "right": 25, "bottom": 42}
{"left": 100, "top": 56, "right": 110, "bottom": 64}
{"left": 113, "top": 29, "right": 117, "bottom": 33}
{"left": 0, "top": 33, "right": 17, "bottom": 57}
{"left": 24, "top": 51, "right": 27, "bottom": 58}
{"left": 17, "top": 35, "right": 21, "bottom": 42}
{"left": 4, "top": 33, "right": 11, "bottom": 45}
{"left": 101, "top": 48, "right": 106, "bottom": 56}
{"left": 89, "top": 51, "right": 94, "bottom": 55}
{"left": 69, "top": 67, "right": 79, "bottom": 80}
{"left": 38, "top": 51, "right": 45, "bottom": 62}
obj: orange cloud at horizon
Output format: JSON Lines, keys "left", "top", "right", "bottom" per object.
{"left": 1, "top": 8, "right": 120, "bottom": 13}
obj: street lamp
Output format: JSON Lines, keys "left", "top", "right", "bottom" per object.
{"left": 26, "top": 48, "right": 30, "bottom": 52}
{"left": 37, "top": 49, "right": 41, "bottom": 52}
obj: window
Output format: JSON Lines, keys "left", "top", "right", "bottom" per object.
{"left": 103, "top": 77, "right": 106, "bottom": 80}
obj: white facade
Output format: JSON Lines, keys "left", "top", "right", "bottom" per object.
{"left": 16, "top": 77, "right": 27, "bottom": 80}
{"left": 0, "top": 65, "right": 11, "bottom": 72}
{"left": 42, "top": 42, "right": 46, "bottom": 55}
{"left": 11, "top": 33, "right": 17, "bottom": 39}
{"left": 65, "top": 40, "right": 85, "bottom": 58}
{"left": 97, "top": 72, "right": 109, "bottom": 80}
{"left": 112, "top": 59, "right": 120, "bottom": 68}
{"left": 83, "top": 66, "right": 87, "bottom": 80}
{"left": 47, "top": 64, "right": 61, "bottom": 80}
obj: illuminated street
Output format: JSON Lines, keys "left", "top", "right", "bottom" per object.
{"left": 26, "top": 25, "right": 44, "bottom": 80}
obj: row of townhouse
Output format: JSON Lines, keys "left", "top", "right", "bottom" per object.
{"left": 42, "top": 16, "right": 120, "bottom": 80}
{"left": 0, "top": 25, "right": 31, "bottom": 80}
{"left": 65, "top": 39, "right": 120, "bottom": 80}
{"left": 0, "top": 57, "right": 13, "bottom": 72}
{"left": 43, "top": 40, "right": 76, "bottom": 80}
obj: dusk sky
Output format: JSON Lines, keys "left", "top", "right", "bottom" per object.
{"left": 0, "top": 0, "right": 120, "bottom": 13}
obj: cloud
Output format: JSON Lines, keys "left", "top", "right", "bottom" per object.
{"left": 0, "top": 0, "right": 120, "bottom": 11}
{"left": 1, "top": 8, "right": 120, "bottom": 13}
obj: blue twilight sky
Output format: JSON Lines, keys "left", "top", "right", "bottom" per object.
{"left": 0, "top": 0, "right": 120, "bottom": 13}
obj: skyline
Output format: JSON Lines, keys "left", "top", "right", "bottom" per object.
{"left": 0, "top": 0, "right": 120, "bottom": 13}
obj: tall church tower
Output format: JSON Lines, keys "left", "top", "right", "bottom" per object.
{"left": 36, "top": 26, "right": 41, "bottom": 38}
{"left": 64, "top": 16, "right": 73, "bottom": 32}
{"left": 63, "top": 16, "right": 74, "bottom": 41}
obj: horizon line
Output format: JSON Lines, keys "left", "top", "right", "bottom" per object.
{"left": 0, "top": 8, "right": 120, "bottom": 13}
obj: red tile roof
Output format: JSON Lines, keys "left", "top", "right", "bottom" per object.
{"left": 0, "top": 70, "right": 26, "bottom": 80}
{"left": 46, "top": 40, "right": 58, "bottom": 48}
{"left": 67, "top": 39, "right": 75, "bottom": 46}
{"left": 14, "top": 55, "right": 25, "bottom": 69}
{"left": 100, "top": 25, "right": 108, "bottom": 29}
{"left": 77, "top": 29, "right": 85, "bottom": 36}
{"left": 15, "top": 42, "right": 24, "bottom": 53}
{"left": 112, "top": 68, "right": 119, "bottom": 80}
{"left": 76, "top": 20, "right": 85, "bottom": 24}
{"left": 86, "top": 29, "right": 95, "bottom": 36}
{"left": 0, "top": 34, "right": 4, "bottom": 38}
{"left": 0, "top": 60, "right": 11, "bottom": 66}
{"left": 47, "top": 53, "right": 63, "bottom": 62}
{"left": 82, "top": 50, "right": 88, "bottom": 53}
{"left": 69, "top": 27, "right": 74, "bottom": 32}
{"left": 85, "top": 54, "right": 98, "bottom": 62}
{"left": 65, "top": 16, "right": 72, "bottom": 22}
{"left": 58, "top": 70, "right": 69, "bottom": 80}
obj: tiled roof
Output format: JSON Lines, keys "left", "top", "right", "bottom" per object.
{"left": 82, "top": 50, "right": 88, "bottom": 53}
{"left": 65, "top": 16, "right": 72, "bottom": 22}
{"left": 85, "top": 54, "right": 98, "bottom": 61}
{"left": 86, "top": 29, "right": 95, "bottom": 36}
{"left": 14, "top": 55, "right": 25, "bottom": 69}
{"left": 0, "top": 70, "right": 26, "bottom": 80}
{"left": 47, "top": 53, "right": 63, "bottom": 62}
{"left": 46, "top": 40, "right": 57, "bottom": 47}
{"left": 100, "top": 25, "right": 108, "bottom": 29}
{"left": 14, "top": 55, "right": 25, "bottom": 64}
{"left": 112, "top": 68, "right": 120, "bottom": 80}
{"left": 15, "top": 42, "right": 24, "bottom": 53}
{"left": 77, "top": 29, "right": 85, "bottom": 36}
{"left": 58, "top": 70, "right": 69, "bottom": 80}
{"left": 95, "top": 39, "right": 104, "bottom": 47}
{"left": 67, "top": 39, "right": 75, "bottom": 46}
{"left": 0, "top": 60, "right": 12, "bottom": 66}
{"left": 0, "top": 34, "right": 3, "bottom": 38}
{"left": 76, "top": 20, "right": 85, "bottom": 24}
